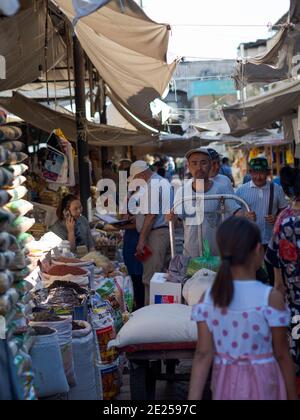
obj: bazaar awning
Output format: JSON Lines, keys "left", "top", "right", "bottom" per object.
{"left": 233, "top": 0, "right": 300, "bottom": 89}
{"left": 195, "top": 79, "right": 300, "bottom": 137}
{"left": 0, "top": 92, "right": 157, "bottom": 146}
{"left": 0, "top": 0, "right": 66, "bottom": 92}
{"left": 51, "top": 0, "right": 178, "bottom": 128}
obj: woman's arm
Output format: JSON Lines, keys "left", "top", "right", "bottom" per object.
{"left": 66, "top": 216, "right": 76, "bottom": 252}
{"left": 274, "top": 268, "right": 286, "bottom": 297}
{"left": 188, "top": 322, "right": 214, "bottom": 400}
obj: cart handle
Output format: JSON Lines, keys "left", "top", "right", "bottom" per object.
{"left": 169, "top": 194, "right": 251, "bottom": 259}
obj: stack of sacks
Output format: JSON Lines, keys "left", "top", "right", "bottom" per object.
{"left": 0, "top": 118, "right": 36, "bottom": 400}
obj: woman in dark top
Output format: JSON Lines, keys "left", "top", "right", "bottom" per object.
{"left": 50, "top": 194, "right": 95, "bottom": 253}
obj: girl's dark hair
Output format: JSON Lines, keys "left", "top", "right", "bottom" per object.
{"left": 280, "top": 166, "right": 300, "bottom": 199}
{"left": 57, "top": 194, "right": 78, "bottom": 221}
{"left": 211, "top": 217, "right": 262, "bottom": 308}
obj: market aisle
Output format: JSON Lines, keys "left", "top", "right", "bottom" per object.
{"left": 116, "top": 360, "right": 192, "bottom": 401}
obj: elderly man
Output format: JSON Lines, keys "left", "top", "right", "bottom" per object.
{"left": 169, "top": 148, "right": 243, "bottom": 257}
{"left": 128, "top": 160, "right": 173, "bottom": 305}
{"left": 236, "top": 157, "right": 288, "bottom": 284}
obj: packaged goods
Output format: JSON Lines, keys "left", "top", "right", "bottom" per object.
{"left": 96, "top": 278, "right": 124, "bottom": 332}
{"left": 0, "top": 190, "right": 9, "bottom": 207}
{"left": 4, "top": 200, "right": 33, "bottom": 217}
{"left": 0, "top": 251, "right": 16, "bottom": 269}
{"left": 0, "top": 208, "right": 15, "bottom": 231}
{"left": 0, "top": 270, "right": 14, "bottom": 294}
{"left": 0, "top": 288, "right": 19, "bottom": 316}
{"left": 7, "top": 186, "right": 28, "bottom": 202}
{"left": 100, "top": 360, "right": 120, "bottom": 400}
{"left": 6, "top": 164, "right": 28, "bottom": 177}
{"left": 3, "top": 175, "right": 26, "bottom": 190}
{"left": 9, "top": 216, "right": 35, "bottom": 235}
{"left": 0, "top": 126, "right": 22, "bottom": 140}
{"left": 1, "top": 141, "right": 24, "bottom": 153}
{"left": 0, "top": 232, "right": 17, "bottom": 251}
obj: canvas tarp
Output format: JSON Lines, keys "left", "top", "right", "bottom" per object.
{"left": 234, "top": 0, "right": 300, "bottom": 89}
{"left": 0, "top": 92, "right": 157, "bottom": 146}
{"left": 51, "top": 0, "right": 177, "bottom": 127}
{"left": 0, "top": 0, "right": 66, "bottom": 92}
{"left": 195, "top": 79, "right": 300, "bottom": 137}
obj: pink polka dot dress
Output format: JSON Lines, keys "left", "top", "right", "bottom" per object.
{"left": 191, "top": 281, "right": 291, "bottom": 400}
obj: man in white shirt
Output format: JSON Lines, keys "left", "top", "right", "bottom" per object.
{"left": 128, "top": 161, "right": 173, "bottom": 305}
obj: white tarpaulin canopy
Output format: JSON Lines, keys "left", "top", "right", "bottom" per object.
{"left": 51, "top": 0, "right": 177, "bottom": 127}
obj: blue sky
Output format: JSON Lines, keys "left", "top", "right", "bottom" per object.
{"left": 136, "top": 0, "right": 290, "bottom": 59}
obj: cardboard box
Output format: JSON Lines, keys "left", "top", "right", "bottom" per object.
{"left": 150, "top": 273, "right": 182, "bottom": 305}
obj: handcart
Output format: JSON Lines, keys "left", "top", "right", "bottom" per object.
{"left": 124, "top": 195, "right": 251, "bottom": 400}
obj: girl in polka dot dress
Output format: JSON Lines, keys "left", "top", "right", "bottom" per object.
{"left": 189, "top": 217, "right": 298, "bottom": 401}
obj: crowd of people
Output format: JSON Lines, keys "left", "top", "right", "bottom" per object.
{"left": 50, "top": 148, "right": 300, "bottom": 400}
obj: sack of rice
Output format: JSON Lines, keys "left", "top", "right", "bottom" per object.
{"left": 109, "top": 304, "right": 198, "bottom": 349}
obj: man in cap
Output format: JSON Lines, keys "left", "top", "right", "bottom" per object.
{"left": 236, "top": 157, "right": 288, "bottom": 284}
{"left": 128, "top": 160, "right": 173, "bottom": 305}
{"left": 168, "top": 148, "right": 243, "bottom": 257}
{"left": 207, "top": 148, "right": 234, "bottom": 192}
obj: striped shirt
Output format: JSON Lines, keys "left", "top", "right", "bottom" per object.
{"left": 236, "top": 181, "right": 288, "bottom": 244}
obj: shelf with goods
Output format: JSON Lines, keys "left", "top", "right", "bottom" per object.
{"left": 0, "top": 112, "right": 37, "bottom": 400}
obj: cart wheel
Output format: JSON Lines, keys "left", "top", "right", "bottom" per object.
{"left": 130, "top": 360, "right": 156, "bottom": 401}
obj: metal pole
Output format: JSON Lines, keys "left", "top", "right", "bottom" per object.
{"left": 73, "top": 35, "right": 91, "bottom": 218}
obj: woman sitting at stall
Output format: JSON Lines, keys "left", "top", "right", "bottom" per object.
{"left": 50, "top": 194, "right": 95, "bottom": 253}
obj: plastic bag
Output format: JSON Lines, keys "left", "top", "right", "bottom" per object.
{"left": 0, "top": 250, "right": 16, "bottom": 269}
{"left": 1, "top": 141, "right": 24, "bottom": 152}
{"left": 6, "top": 164, "right": 28, "bottom": 177}
{"left": 0, "top": 270, "right": 14, "bottom": 294}
{"left": 186, "top": 240, "right": 220, "bottom": 277}
{"left": 3, "top": 175, "right": 26, "bottom": 190}
{"left": 0, "top": 126, "right": 22, "bottom": 140}
{"left": 0, "top": 208, "right": 15, "bottom": 231}
{"left": 0, "top": 232, "right": 17, "bottom": 252}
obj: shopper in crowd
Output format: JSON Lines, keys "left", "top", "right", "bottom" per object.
{"left": 207, "top": 148, "right": 234, "bottom": 192}
{"left": 167, "top": 148, "right": 242, "bottom": 257}
{"left": 266, "top": 166, "right": 300, "bottom": 388}
{"left": 220, "top": 157, "right": 235, "bottom": 186}
{"left": 50, "top": 194, "right": 95, "bottom": 253}
{"left": 189, "top": 217, "right": 298, "bottom": 401}
{"left": 120, "top": 165, "right": 144, "bottom": 310}
{"left": 236, "top": 157, "right": 288, "bottom": 285}
{"left": 128, "top": 160, "right": 173, "bottom": 305}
